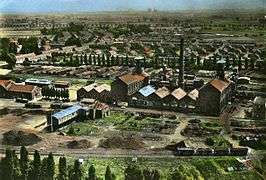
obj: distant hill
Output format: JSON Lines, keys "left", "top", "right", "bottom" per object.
{"left": 0, "top": 0, "right": 265, "bottom": 13}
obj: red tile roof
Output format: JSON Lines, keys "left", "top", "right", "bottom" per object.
{"left": 119, "top": 74, "right": 145, "bottom": 85}
{"left": 8, "top": 83, "right": 36, "bottom": 93}
{"left": 210, "top": 79, "right": 230, "bottom": 92}
{"left": 0, "top": 79, "right": 37, "bottom": 93}
{"left": 0, "top": 80, "right": 12, "bottom": 88}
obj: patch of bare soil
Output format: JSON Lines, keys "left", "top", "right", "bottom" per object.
{"left": 0, "top": 115, "right": 23, "bottom": 133}
{"left": 66, "top": 139, "right": 93, "bottom": 149}
{"left": 3, "top": 130, "right": 42, "bottom": 146}
{"left": 99, "top": 135, "right": 145, "bottom": 150}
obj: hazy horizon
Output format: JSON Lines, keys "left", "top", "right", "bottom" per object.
{"left": 0, "top": 0, "right": 265, "bottom": 13}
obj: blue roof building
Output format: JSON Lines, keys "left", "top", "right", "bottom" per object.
{"left": 49, "top": 104, "right": 87, "bottom": 131}
{"left": 139, "top": 85, "right": 156, "bottom": 97}
{"left": 52, "top": 105, "right": 84, "bottom": 120}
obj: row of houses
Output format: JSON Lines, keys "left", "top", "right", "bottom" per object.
{"left": 129, "top": 85, "right": 199, "bottom": 110}
{"left": 0, "top": 80, "right": 41, "bottom": 100}
{"left": 15, "top": 46, "right": 77, "bottom": 64}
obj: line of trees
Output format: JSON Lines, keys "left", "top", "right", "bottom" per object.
{"left": 45, "top": 52, "right": 184, "bottom": 69}
{"left": 41, "top": 87, "right": 69, "bottom": 101}
{"left": 41, "top": 47, "right": 266, "bottom": 72}
{"left": 0, "top": 147, "right": 164, "bottom": 180}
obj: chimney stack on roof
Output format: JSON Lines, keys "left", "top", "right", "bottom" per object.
{"left": 178, "top": 38, "right": 184, "bottom": 88}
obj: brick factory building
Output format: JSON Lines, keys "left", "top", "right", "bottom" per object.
{"left": 111, "top": 57, "right": 149, "bottom": 102}
{"left": 0, "top": 80, "right": 41, "bottom": 100}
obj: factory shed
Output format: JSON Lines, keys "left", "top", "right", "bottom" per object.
{"left": 49, "top": 105, "right": 87, "bottom": 131}
{"left": 170, "top": 88, "right": 187, "bottom": 108}
{"left": 129, "top": 85, "right": 156, "bottom": 107}
{"left": 77, "top": 83, "right": 111, "bottom": 102}
{"left": 186, "top": 89, "right": 199, "bottom": 108}
{"left": 139, "top": 85, "right": 156, "bottom": 97}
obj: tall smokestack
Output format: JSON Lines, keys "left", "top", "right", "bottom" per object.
{"left": 178, "top": 38, "right": 184, "bottom": 88}
{"left": 217, "top": 59, "right": 226, "bottom": 80}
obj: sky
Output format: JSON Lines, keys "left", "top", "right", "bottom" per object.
{"left": 0, "top": 0, "right": 265, "bottom": 13}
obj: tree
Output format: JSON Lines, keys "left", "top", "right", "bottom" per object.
{"left": 65, "top": 36, "right": 82, "bottom": 47}
{"left": 244, "top": 57, "right": 249, "bottom": 70}
{"left": 89, "top": 54, "right": 92, "bottom": 65}
{"left": 115, "top": 56, "right": 119, "bottom": 66}
{"left": 28, "top": 150, "right": 41, "bottom": 180}
{"left": 20, "top": 146, "right": 29, "bottom": 180}
{"left": 101, "top": 54, "right": 105, "bottom": 66}
{"left": 46, "top": 153, "right": 55, "bottom": 180}
{"left": 106, "top": 55, "right": 110, "bottom": 67}
{"left": 0, "top": 50, "right": 16, "bottom": 69}
{"left": 125, "top": 55, "right": 129, "bottom": 66}
{"left": 143, "top": 169, "right": 160, "bottom": 180}
{"left": 93, "top": 55, "right": 97, "bottom": 65}
{"left": 88, "top": 164, "right": 97, "bottom": 180}
{"left": 2, "top": 149, "right": 15, "bottom": 180}
{"left": 237, "top": 57, "right": 242, "bottom": 70}
{"left": 69, "top": 160, "right": 82, "bottom": 180}
{"left": 40, "top": 157, "right": 48, "bottom": 180}
{"left": 124, "top": 165, "right": 143, "bottom": 180}
{"left": 12, "top": 150, "right": 21, "bottom": 180}
{"left": 105, "top": 165, "right": 115, "bottom": 180}
{"left": 18, "top": 37, "right": 40, "bottom": 54}
{"left": 58, "top": 157, "right": 67, "bottom": 180}
{"left": 84, "top": 54, "right": 88, "bottom": 65}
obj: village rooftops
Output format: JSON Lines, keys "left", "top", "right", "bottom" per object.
{"left": 171, "top": 88, "right": 187, "bottom": 100}
{"left": 139, "top": 85, "right": 156, "bottom": 97}
{"left": 155, "top": 87, "right": 170, "bottom": 99}
{"left": 209, "top": 79, "right": 231, "bottom": 92}
{"left": 119, "top": 74, "right": 146, "bottom": 85}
